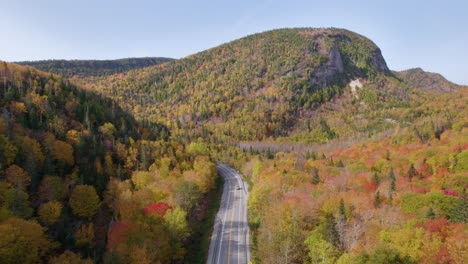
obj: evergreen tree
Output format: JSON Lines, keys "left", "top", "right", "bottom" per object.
{"left": 311, "top": 152, "right": 317, "bottom": 160}
{"left": 312, "top": 167, "right": 320, "bottom": 185}
{"left": 374, "top": 191, "right": 381, "bottom": 208}
{"left": 24, "top": 151, "right": 39, "bottom": 192}
{"left": 385, "top": 150, "right": 390, "bottom": 160}
{"left": 388, "top": 167, "right": 396, "bottom": 192}
{"left": 324, "top": 213, "right": 340, "bottom": 249}
{"left": 338, "top": 199, "right": 346, "bottom": 222}
{"left": 337, "top": 159, "right": 344, "bottom": 167}
{"left": 408, "top": 164, "right": 416, "bottom": 182}
{"left": 425, "top": 207, "right": 436, "bottom": 219}
{"left": 451, "top": 188, "right": 467, "bottom": 223}
{"left": 372, "top": 172, "right": 380, "bottom": 186}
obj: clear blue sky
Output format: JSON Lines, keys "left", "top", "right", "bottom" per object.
{"left": 1, "top": 0, "right": 467, "bottom": 84}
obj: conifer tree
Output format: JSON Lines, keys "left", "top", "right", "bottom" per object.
{"left": 425, "top": 207, "right": 435, "bottom": 219}
{"left": 312, "top": 167, "right": 320, "bottom": 185}
{"left": 374, "top": 191, "right": 381, "bottom": 208}
{"left": 408, "top": 164, "right": 416, "bottom": 182}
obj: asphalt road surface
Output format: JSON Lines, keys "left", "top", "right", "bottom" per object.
{"left": 207, "top": 163, "right": 250, "bottom": 264}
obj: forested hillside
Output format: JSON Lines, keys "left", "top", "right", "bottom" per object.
{"left": 230, "top": 88, "right": 467, "bottom": 264}
{"left": 0, "top": 62, "right": 217, "bottom": 263}
{"left": 18, "top": 57, "right": 173, "bottom": 77}
{"left": 396, "top": 68, "right": 462, "bottom": 92}
{"left": 69, "top": 28, "right": 403, "bottom": 144}
{"left": 14, "top": 27, "right": 468, "bottom": 264}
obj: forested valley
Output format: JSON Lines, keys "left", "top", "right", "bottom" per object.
{"left": 3, "top": 27, "right": 467, "bottom": 263}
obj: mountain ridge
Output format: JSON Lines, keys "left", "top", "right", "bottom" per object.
{"left": 17, "top": 57, "right": 173, "bottom": 77}
{"left": 16, "top": 28, "right": 461, "bottom": 146}
{"left": 67, "top": 28, "right": 403, "bottom": 142}
{"left": 396, "top": 67, "right": 463, "bottom": 92}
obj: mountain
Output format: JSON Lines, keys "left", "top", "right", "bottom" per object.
{"left": 0, "top": 62, "right": 218, "bottom": 263}
{"left": 396, "top": 67, "right": 462, "bottom": 92}
{"left": 70, "top": 28, "right": 417, "bottom": 145}
{"left": 18, "top": 57, "right": 173, "bottom": 77}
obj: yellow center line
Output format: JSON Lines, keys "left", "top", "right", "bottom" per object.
{"left": 227, "top": 177, "right": 236, "bottom": 264}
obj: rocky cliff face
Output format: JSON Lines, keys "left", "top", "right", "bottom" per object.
{"left": 307, "top": 30, "right": 390, "bottom": 89}
{"left": 311, "top": 42, "right": 344, "bottom": 88}
{"left": 372, "top": 48, "right": 390, "bottom": 73}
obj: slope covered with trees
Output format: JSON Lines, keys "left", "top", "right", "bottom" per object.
{"left": 18, "top": 57, "right": 173, "bottom": 78}
{"left": 396, "top": 68, "right": 462, "bottom": 92}
{"left": 0, "top": 62, "right": 217, "bottom": 263}
{"left": 17, "top": 27, "right": 468, "bottom": 263}
{"left": 69, "top": 28, "right": 403, "bottom": 144}
{"left": 231, "top": 88, "right": 467, "bottom": 264}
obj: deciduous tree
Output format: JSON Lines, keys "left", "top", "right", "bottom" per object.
{"left": 0, "top": 217, "right": 51, "bottom": 263}
{"left": 38, "top": 201, "right": 62, "bottom": 225}
{"left": 69, "top": 185, "right": 100, "bottom": 219}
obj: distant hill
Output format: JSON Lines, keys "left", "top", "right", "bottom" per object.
{"left": 17, "top": 57, "right": 173, "bottom": 77}
{"left": 396, "top": 67, "right": 461, "bottom": 92}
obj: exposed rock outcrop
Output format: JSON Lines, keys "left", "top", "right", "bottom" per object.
{"left": 311, "top": 42, "right": 344, "bottom": 88}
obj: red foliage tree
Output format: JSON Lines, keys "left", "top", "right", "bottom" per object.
{"left": 363, "top": 180, "right": 377, "bottom": 194}
{"left": 143, "top": 202, "right": 171, "bottom": 217}
{"left": 443, "top": 189, "right": 458, "bottom": 197}
{"left": 424, "top": 217, "right": 450, "bottom": 238}
{"left": 107, "top": 222, "right": 135, "bottom": 250}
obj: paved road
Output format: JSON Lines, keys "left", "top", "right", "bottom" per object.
{"left": 207, "top": 163, "right": 250, "bottom": 264}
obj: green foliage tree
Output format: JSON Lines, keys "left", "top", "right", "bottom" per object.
{"left": 425, "top": 207, "right": 436, "bottom": 219}
{"left": 305, "top": 231, "right": 340, "bottom": 264}
{"left": 0, "top": 135, "right": 17, "bottom": 168}
{"left": 164, "top": 207, "right": 190, "bottom": 261}
{"left": 4, "top": 189, "right": 33, "bottom": 218}
{"left": 38, "top": 176, "right": 67, "bottom": 202}
{"left": 374, "top": 191, "right": 381, "bottom": 208}
{"left": 69, "top": 185, "right": 100, "bottom": 219}
{"left": 356, "top": 245, "right": 414, "bottom": 264}
{"left": 0, "top": 217, "right": 51, "bottom": 264}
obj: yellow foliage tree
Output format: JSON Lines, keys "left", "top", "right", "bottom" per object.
{"left": 6, "top": 164, "right": 30, "bottom": 190}
{"left": 0, "top": 218, "right": 51, "bottom": 263}
{"left": 48, "top": 250, "right": 92, "bottom": 264}
{"left": 75, "top": 223, "right": 95, "bottom": 249}
{"left": 66, "top": 129, "right": 80, "bottom": 145}
{"left": 38, "top": 201, "right": 62, "bottom": 225}
{"left": 53, "top": 140, "right": 74, "bottom": 166}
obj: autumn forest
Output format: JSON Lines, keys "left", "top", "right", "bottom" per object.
{"left": 0, "top": 27, "right": 467, "bottom": 264}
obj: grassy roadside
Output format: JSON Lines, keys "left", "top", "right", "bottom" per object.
{"left": 185, "top": 174, "right": 224, "bottom": 263}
